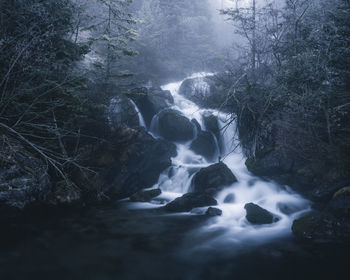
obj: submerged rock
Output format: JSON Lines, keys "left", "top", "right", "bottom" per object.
{"left": 223, "top": 193, "right": 235, "bottom": 204}
{"left": 164, "top": 193, "right": 217, "bottom": 212}
{"left": 277, "top": 202, "right": 305, "bottom": 215}
{"left": 157, "top": 109, "right": 195, "bottom": 141}
{"left": 190, "top": 131, "right": 218, "bottom": 161}
{"left": 206, "top": 207, "right": 223, "bottom": 216}
{"left": 244, "top": 203, "right": 280, "bottom": 225}
{"left": 192, "top": 162, "right": 237, "bottom": 194}
{"left": 130, "top": 189, "right": 162, "bottom": 202}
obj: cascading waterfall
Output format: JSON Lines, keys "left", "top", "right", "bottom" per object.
{"left": 129, "top": 99, "right": 146, "bottom": 128}
{"left": 129, "top": 72, "right": 310, "bottom": 246}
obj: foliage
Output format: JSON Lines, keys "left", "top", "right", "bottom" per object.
{"left": 220, "top": 0, "right": 350, "bottom": 174}
{"left": 0, "top": 0, "right": 93, "bottom": 183}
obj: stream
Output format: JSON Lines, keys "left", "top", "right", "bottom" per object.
{"left": 0, "top": 73, "right": 348, "bottom": 280}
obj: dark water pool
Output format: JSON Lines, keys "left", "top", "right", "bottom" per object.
{"left": 0, "top": 203, "right": 348, "bottom": 280}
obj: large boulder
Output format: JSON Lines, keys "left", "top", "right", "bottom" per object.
{"left": 128, "top": 87, "right": 174, "bottom": 126}
{"left": 203, "top": 113, "right": 220, "bottom": 143}
{"left": 292, "top": 212, "right": 350, "bottom": 242}
{"left": 191, "top": 162, "right": 237, "bottom": 194}
{"left": 164, "top": 192, "right": 217, "bottom": 212}
{"left": 179, "top": 76, "right": 226, "bottom": 108}
{"left": 328, "top": 187, "right": 350, "bottom": 217}
{"left": 244, "top": 203, "right": 280, "bottom": 225}
{"left": 190, "top": 131, "right": 218, "bottom": 161}
{"left": 130, "top": 188, "right": 162, "bottom": 202}
{"left": 100, "top": 127, "right": 177, "bottom": 199}
{"left": 156, "top": 109, "right": 195, "bottom": 142}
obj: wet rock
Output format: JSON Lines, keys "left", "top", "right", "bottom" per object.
{"left": 277, "top": 202, "right": 305, "bottom": 215}
{"left": 109, "top": 96, "right": 140, "bottom": 128}
{"left": 128, "top": 87, "right": 174, "bottom": 126}
{"left": 164, "top": 193, "right": 217, "bottom": 212}
{"left": 224, "top": 193, "right": 235, "bottom": 204}
{"left": 191, "top": 119, "right": 201, "bottom": 132}
{"left": 157, "top": 109, "right": 195, "bottom": 141}
{"left": 292, "top": 212, "right": 350, "bottom": 242}
{"left": 130, "top": 189, "right": 162, "bottom": 202}
{"left": 244, "top": 203, "right": 280, "bottom": 225}
{"left": 101, "top": 127, "right": 177, "bottom": 199}
{"left": 328, "top": 187, "right": 350, "bottom": 217}
{"left": 192, "top": 162, "right": 237, "bottom": 194}
{"left": 190, "top": 131, "right": 218, "bottom": 161}
{"left": 203, "top": 113, "right": 220, "bottom": 143}
{"left": 148, "top": 87, "right": 174, "bottom": 113}
{"left": 206, "top": 207, "right": 222, "bottom": 216}
{"left": 245, "top": 150, "right": 294, "bottom": 178}
{"left": 179, "top": 76, "right": 226, "bottom": 109}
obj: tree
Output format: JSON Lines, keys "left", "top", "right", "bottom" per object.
{"left": 0, "top": 0, "right": 91, "bottom": 182}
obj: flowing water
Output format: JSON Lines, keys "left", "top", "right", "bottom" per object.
{"left": 1, "top": 73, "right": 348, "bottom": 280}
{"left": 130, "top": 72, "right": 310, "bottom": 249}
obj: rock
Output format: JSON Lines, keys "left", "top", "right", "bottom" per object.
{"left": 191, "top": 119, "right": 201, "bottom": 132}
{"left": 164, "top": 193, "right": 217, "bottom": 212}
{"left": 203, "top": 113, "right": 220, "bottom": 142}
{"left": 128, "top": 87, "right": 174, "bottom": 126}
{"left": 244, "top": 203, "right": 280, "bottom": 225}
{"left": 157, "top": 109, "right": 195, "bottom": 141}
{"left": 130, "top": 189, "right": 162, "bottom": 202}
{"left": 223, "top": 193, "right": 235, "bottom": 203}
{"left": 292, "top": 212, "right": 350, "bottom": 242}
{"left": 179, "top": 76, "right": 226, "bottom": 109}
{"left": 54, "top": 180, "right": 81, "bottom": 204}
{"left": 109, "top": 96, "right": 140, "bottom": 128}
{"left": 148, "top": 87, "right": 174, "bottom": 113}
{"left": 192, "top": 162, "right": 237, "bottom": 194}
{"left": 190, "top": 131, "right": 218, "bottom": 161}
{"left": 245, "top": 150, "right": 294, "bottom": 178}
{"left": 328, "top": 186, "right": 350, "bottom": 217}
{"left": 206, "top": 207, "right": 222, "bottom": 216}
{"left": 0, "top": 152, "right": 51, "bottom": 209}
{"left": 277, "top": 202, "right": 305, "bottom": 215}
{"left": 101, "top": 127, "right": 177, "bottom": 199}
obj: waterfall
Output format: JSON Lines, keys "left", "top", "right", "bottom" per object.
{"left": 129, "top": 99, "right": 146, "bottom": 128}
{"left": 128, "top": 72, "right": 310, "bottom": 246}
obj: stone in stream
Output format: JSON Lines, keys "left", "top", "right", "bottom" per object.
{"left": 224, "top": 193, "right": 235, "bottom": 204}
{"left": 190, "top": 131, "right": 218, "bottom": 161}
{"left": 164, "top": 193, "right": 217, "bottom": 212}
{"left": 130, "top": 189, "right": 162, "bottom": 202}
{"left": 191, "top": 162, "right": 237, "bottom": 195}
{"left": 206, "top": 207, "right": 223, "bottom": 216}
{"left": 191, "top": 118, "right": 201, "bottom": 132}
{"left": 128, "top": 87, "right": 174, "bottom": 126}
{"left": 157, "top": 109, "right": 195, "bottom": 142}
{"left": 203, "top": 113, "right": 220, "bottom": 143}
{"left": 244, "top": 203, "right": 280, "bottom": 225}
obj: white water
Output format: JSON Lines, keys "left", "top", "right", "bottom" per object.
{"left": 129, "top": 99, "right": 146, "bottom": 128}
{"left": 129, "top": 72, "right": 310, "bottom": 246}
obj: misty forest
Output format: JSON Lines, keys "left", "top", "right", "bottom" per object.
{"left": 0, "top": 0, "right": 350, "bottom": 279}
